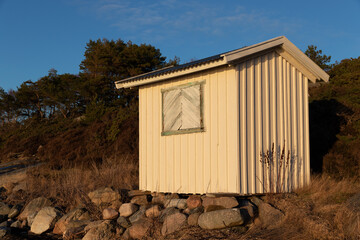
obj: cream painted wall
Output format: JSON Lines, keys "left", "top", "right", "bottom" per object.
{"left": 139, "top": 50, "right": 310, "bottom": 194}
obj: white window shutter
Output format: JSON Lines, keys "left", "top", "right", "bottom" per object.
{"left": 181, "top": 84, "right": 201, "bottom": 129}
{"left": 163, "top": 89, "right": 182, "bottom": 131}
{"left": 162, "top": 83, "right": 203, "bottom": 134}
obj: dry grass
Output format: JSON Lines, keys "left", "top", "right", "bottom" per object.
{"left": 242, "top": 175, "right": 360, "bottom": 240}
{"left": 4, "top": 162, "right": 360, "bottom": 239}
{"left": 7, "top": 155, "right": 138, "bottom": 212}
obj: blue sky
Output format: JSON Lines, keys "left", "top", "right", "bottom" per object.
{"left": 0, "top": 0, "right": 359, "bottom": 91}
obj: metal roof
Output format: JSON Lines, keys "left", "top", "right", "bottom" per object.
{"left": 116, "top": 53, "right": 224, "bottom": 84}
{"left": 115, "top": 36, "right": 330, "bottom": 88}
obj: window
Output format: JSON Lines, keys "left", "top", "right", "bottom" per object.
{"left": 162, "top": 82, "right": 204, "bottom": 135}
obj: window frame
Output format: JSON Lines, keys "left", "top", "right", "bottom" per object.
{"left": 161, "top": 81, "right": 205, "bottom": 136}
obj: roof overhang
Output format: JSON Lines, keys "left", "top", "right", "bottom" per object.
{"left": 116, "top": 36, "right": 329, "bottom": 89}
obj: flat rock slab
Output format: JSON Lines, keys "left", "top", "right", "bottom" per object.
{"left": 198, "top": 208, "right": 244, "bottom": 229}
{"left": 202, "top": 196, "right": 239, "bottom": 209}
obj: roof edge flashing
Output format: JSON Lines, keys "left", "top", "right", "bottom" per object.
{"left": 223, "top": 36, "right": 285, "bottom": 62}
{"left": 281, "top": 38, "right": 329, "bottom": 82}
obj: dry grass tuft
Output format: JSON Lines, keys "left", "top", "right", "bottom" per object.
{"left": 7, "top": 155, "right": 138, "bottom": 212}
{"left": 242, "top": 175, "right": 360, "bottom": 240}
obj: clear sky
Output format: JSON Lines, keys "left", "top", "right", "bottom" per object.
{"left": 0, "top": 0, "right": 359, "bottom": 91}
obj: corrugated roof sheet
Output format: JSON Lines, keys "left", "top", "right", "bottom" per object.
{"left": 116, "top": 53, "right": 225, "bottom": 84}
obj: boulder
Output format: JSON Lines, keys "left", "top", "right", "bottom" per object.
{"left": 145, "top": 205, "right": 161, "bottom": 218}
{"left": 63, "top": 225, "right": 87, "bottom": 239}
{"left": 183, "top": 206, "right": 204, "bottom": 215}
{"left": 128, "top": 218, "right": 152, "bottom": 239}
{"left": 241, "top": 204, "right": 257, "bottom": 218}
{"left": 53, "top": 207, "right": 90, "bottom": 235}
{"left": 27, "top": 211, "right": 37, "bottom": 227}
{"left": 18, "top": 197, "right": 52, "bottom": 220}
{"left": 161, "top": 212, "right": 187, "bottom": 235}
{"left": 204, "top": 205, "right": 226, "bottom": 212}
{"left": 202, "top": 196, "right": 238, "bottom": 209}
{"left": 165, "top": 198, "right": 187, "bottom": 209}
{"left": 30, "top": 207, "right": 63, "bottom": 234}
{"left": 0, "top": 202, "right": 11, "bottom": 215}
{"left": 8, "top": 204, "right": 22, "bottom": 219}
{"left": 61, "top": 220, "right": 90, "bottom": 239}
{"left": 102, "top": 208, "right": 118, "bottom": 220}
{"left": 129, "top": 205, "right": 146, "bottom": 223}
{"left": 82, "top": 220, "right": 115, "bottom": 240}
{"left": 130, "top": 195, "right": 149, "bottom": 205}
{"left": 88, "top": 187, "right": 121, "bottom": 207}
{"left": 119, "top": 203, "right": 138, "bottom": 217}
{"left": 84, "top": 220, "right": 103, "bottom": 231}
{"left": 187, "top": 195, "right": 202, "bottom": 209}
{"left": 128, "top": 190, "right": 151, "bottom": 198}
{"left": 250, "top": 196, "right": 264, "bottom": 207}
{"left": 258, "top": 202, "right": 284, "bottom": 229}
{"left": 66, "top": 219, "right": 91, "bottom": 229}
{"left": 188, "top": 212, "right": 201, "bottom": 226}
{"left": 198, "top": 208, "right": 244, "bottom": 229}
{"left": 159, "top": 207, "right": 180, "bottom": 223}
{"left": 151, "top": 192, "right": 166, "bottom": 205}
{"left": 117, "top": 216, "right": 132, "bottom": 228}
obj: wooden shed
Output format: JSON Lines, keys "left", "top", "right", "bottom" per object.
{"left": 115, "top": 36, "right": 329, "bottom": 195}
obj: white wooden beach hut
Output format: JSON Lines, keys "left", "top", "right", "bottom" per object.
{"left": 115, "top": 36, "right": 329, "bottom": 195}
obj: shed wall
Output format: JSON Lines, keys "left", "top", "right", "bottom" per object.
{"left": 139, "top": 50, "right": 310, "bottom": 195}
{"left": 139, "top": 66, "right": 240, "bottom": 194}
{"left": 237, "top": 51, "right": 310, "bottom": 194}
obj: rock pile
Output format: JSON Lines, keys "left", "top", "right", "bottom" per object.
{"left": 0, "top": 187, "right": 283, "bottom": 239}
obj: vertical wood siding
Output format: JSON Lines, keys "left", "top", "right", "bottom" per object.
{"left": 237, "top": 51, "right": 310, "bottom": 194}
{"left": 139, "top": 50, "right": 310, "bottom": 194}
{"left": 139, "top": 66, "right": 240, "bottom": 194}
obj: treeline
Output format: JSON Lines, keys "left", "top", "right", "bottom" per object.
{"left": 0, "top": 40, "right": 359, "bottom": 179}
{"left": 0, "top": 39, "right": 178, "bottom": 165}
{"left": 309, "top": 56, "right": 360, "bottom": 179}
{"left": 0, "top": 39, "right": 177, "bottom": 124}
